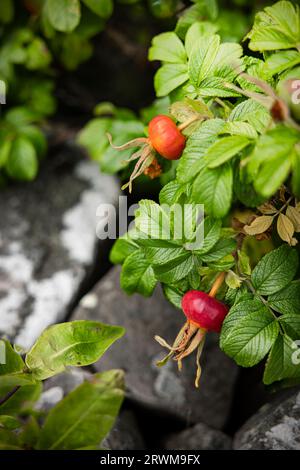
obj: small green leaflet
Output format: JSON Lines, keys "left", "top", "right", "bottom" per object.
{"left": 176, "top": 118, "right": 225, "bottom": 184}
{"left": 45, "top": 0, "right": 81, "bottom": 33}
{"left": 263, "top": 333, "right": 300, "bottom": 385}
{"left": 154, "top": 64, "right": 189, "bottom": 97}
{"left": 247, "top": 126, "right": 299, "bottom": 198}
{"left": 189, "top": 35, "right": 220, "bottom": 86}
{"left": 192, "top": 163, "right": 233, "bottom": 218}
{"left": 149, "top": 32, "right": 187, "bottom": 64}
{"left": 220, "top": 300, "right": 279, "bottom": 367}
{"left": 228, "top": 99, "right": 270, "bottom": 134}
{"left": 251, "top": 245, "right": 299, "bottom": 295}
{"left": 279, "top": 314, "right": 300, "bottom": 339}
{"left": 246, "top": 1, "right": 300, "bottom": 52}
{"left": 205, "top": 135, "right": 250, "bottom": 168}
{"left": 268, "top": 280, "right": 300, "bottom": 316}
{"left": 120, "top": 249, "right": 157, "bottom": 296}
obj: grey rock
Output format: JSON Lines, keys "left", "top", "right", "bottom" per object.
{"left": 234, "top": 390, "right": 300, "bottom": 450}
{"left": 71, "top": 267, "right": 238, "bottom": 429}
{"left": 103, "top": 410, "right": 145, "bottom": 450}
{"left": 163, "top": 422, "right": 232, "bottom": 450}
{"left": 0, "top": 147, "right": 119, "bottom": 348}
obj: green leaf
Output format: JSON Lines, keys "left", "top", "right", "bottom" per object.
{"left": 135, "top": 199, "right": 172, "bottom": 241}
{"left": 149, "top": 32, "right": 187, "bottom": 64}
{"left": 45, "top": 0, "right": 81, "bottom": 32}
{"left": 0, "top": 429, "right": 21, "bottom": 450}
{"left": 279, "top": 314, "right": 300, "bottom": 338}
{"left": 162, "top": 284, "right": 183, "bottom": 309}
{"left": 247, "top": 126, "right": 299, "bottom": 198}
{"left": 142, "top": 242, "right": 187, "bottom": 266}
{"left": 220, "top": 300, "right": 279, "bottom": 367}
{"left": 200, "top": 237, "right": 237, "bottom": 263}
{"left": 263, "top": 333, "right": 300, "bottom": 385}
{"left": 176, "top": 118, "right": 224, "bottom": 183}
{"left": 82, "top": 0, "right": 113, "bottom": 19}
{"left": 254, "top": 153, "right": 291, "bottom": 199}
{"left": 26, "top": 38, "right": 51, "bottom": 70}
{"left": 0, "top": 138, "right": 12, "bottom": 168}
{"left": 5, "top": 137, "right": 38, "bottom": 181}
{"left": 153, "top": 253, "right": 194, "bottom": 284}
{"left": 265, "top": 50, "right": 300, "bottom": 76}
{"left": 268, "top": 281, "right": 300, "bottom": 316}
{"left": 206, "top": 135, "right": 250, "bottom": 168}
{"left": 37, "top": 370, "right": 124, "bottom": 450}
{"left": 188, "top": 35, "right": 220, "bottom": 86}
{"left": 229, "top": 98, "right": 270, "bottom": 134}
{"left": 0, "top": 415, "right": 20, "bottom": 430}
{"left": 19, "top": 126, "right": 47, "bottom": 158}
{"left": 192, "top": 163, "right": 233, "bottom": 218}
{"left": 25, "top": 320, "right": 125, "bottom": 380}
{"left": 247, "top": 1, "right": 300, "bottom": 51}
{"left": 185, "top": 22, "right": 218, "bottom": 57}
{"left": 109, "top": 235, "right": 138, "bottom": 265}
{"left": 0, "top": 340, "right": 24, "bottom": 376}
{"left": 159, "top": 180, "right": 187, "bottom": 205}
{"left": 0, "top": 383, "right": 42, "bottom": 415}
{"left": 197, "top": 77, "right": 241, "bottom": 98}
{"left": 154, "top": 64, "right": 189, "bottom": 97}
{"left": 120, "top": 250, "right": 157, "bottom": 297}
{"left": 77, "top": 118, "right": 111, "bottom": 161}
{"left": 221, "top": 122, "right": 257, "bottom": 139}
{"left": 251, "top": 245, "right": 298, "bottom": 295}
{"left": 193, "top": 217, "right": 221, "bottom": 254}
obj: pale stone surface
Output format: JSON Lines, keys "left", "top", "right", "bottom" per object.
{"left": 234, "top": 390, "right": 300, "bottom": 450}
{"left": 163, "top": 422, "right": 232, "bottom": 450}
{"left": 0, "top": 148, "right": 119, "bottom": 349}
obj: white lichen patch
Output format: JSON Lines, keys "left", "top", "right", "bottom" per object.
{"left": 0, "top": 244, "right": 34, "bottom": 335}
{"left": 0, "top": 160, "right": 119, "bottom": 348}
{"left": 60, "top": 162, "right": 119, "bottom": 264}
{"left": 265, "top": 416, "right": 300, "bottom": 450}
{"left": 15, "top": 269, "right": 80, "bottom": 349}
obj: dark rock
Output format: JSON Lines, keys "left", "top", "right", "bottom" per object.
{"left": 0, "top": 147, "right": 119, "bottom": 348}
{"left": 163, "top": 422, "right": 232, "bottom": 450}
{"left": 234, "top": 390, "right": 300, "bottom": 450}
{"left": 103, "top": 410, "right": 145, "bottom": 450}
{"left": 71, "top": 267, "right": 238, "bottom": 429}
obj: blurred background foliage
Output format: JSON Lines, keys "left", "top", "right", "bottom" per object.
{"left": 0, "top": 0, "right": 277, "bottom": 184}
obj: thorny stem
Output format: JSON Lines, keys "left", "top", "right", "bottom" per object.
{"left": 0, "top": 386, "right": 20, "bottom": 406}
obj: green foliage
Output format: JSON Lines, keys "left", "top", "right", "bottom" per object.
{"left": 25, "top": 320, "right": 125, "bottom": 380}
{"left": 0, "top": 320, "right": 125, "bottom": 449}
{"left": 91, "top": 0, "right": 300, "bottom": 388}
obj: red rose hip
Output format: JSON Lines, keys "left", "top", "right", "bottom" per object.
{"left": 148, "top": 115, "right": 186, "bottom": 160}
{"left": 182, "top": 290, "right": 229, "bottom": 333}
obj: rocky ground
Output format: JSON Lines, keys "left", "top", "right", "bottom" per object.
{"left": 1, "top": 141, "right": 299, "bottom": 450}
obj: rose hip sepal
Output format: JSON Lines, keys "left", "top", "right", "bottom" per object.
{"left": 155, "top": 274, "right": 228, "bottom": 388}
{"left": 107, "top": 115, "right": 186, "bottom": 193}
